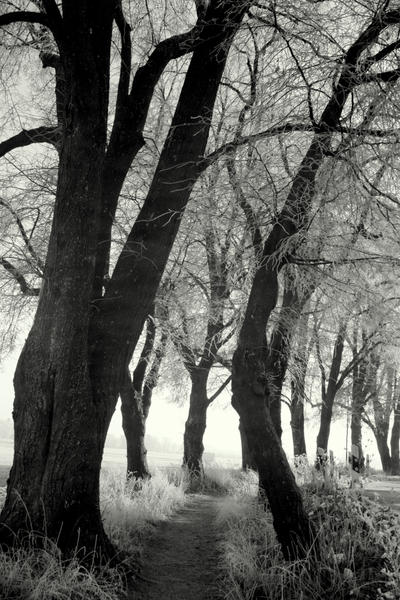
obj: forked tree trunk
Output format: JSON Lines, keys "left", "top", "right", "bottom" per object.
{"left": 120, "top": 315, "right": 167, "bottom": 479}
{"left": 372, "top": 366, "right": 392, "bottom": 474}
{"left": 1, "top": 1, "right": 246, "bottom": 558}
{"left": 265, "top": 277, "right": 313, "bottom": 439}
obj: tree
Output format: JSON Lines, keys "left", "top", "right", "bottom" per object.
{"left": 231, "top": 3, "right": 400, "bottom": 558}
{"left": 170, "top": 222, "right": 234, "bottom": 480}
{"left": 0, "top": 0, "right": 250, "bottom": 558}
{"left": 121, "top": 306, "right": 168, "bottom": 479}
{"left": 290, "top": 309, "right": 314, "bottom": 458}
{"left": 363, "top": 361, "right": 400, "bottom": 474}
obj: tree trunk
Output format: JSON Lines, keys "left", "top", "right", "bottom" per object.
{"left": 239, "top": 419, "right": 256, "bottom": 470}
{"left": 391, "top": 401, "right": 400, "bottom": 475}
{"left": 183, "top": 369, "right": 209, "bottom": 479}
{"left": 0, "top": 4, "right": 116, "bottom": 557}
{"left": 316, "top": 323, "right": 346, "bottom": 453}
{"left": 121, "top": 371, "right": 150, "bottom": 479}
{"left": 375, "top": 431, "right": 392, "bottom": 473}
{"left": 265, "top": 277, "right": 313, "bottom": 439}
{"left": 290, "top": 380, "right": 307, "bottom": 457}
{"left": 89, "top": 0, "right": 248, "bottom": 450}
{"left": 351, "top": 403, "right": 364, "bottom": 467}
{"left": 233, "top": 343, "right": 314, "bottom": 560}
{"left": 290, "top": 310, "right": 310, "bottom": 458}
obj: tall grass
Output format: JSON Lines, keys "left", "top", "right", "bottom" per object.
{"left": 101, "top": 466, "right": 188, "bottom": 555}
{"left": 217, "top": 467, "right": 400, "bottom": 600}
{"left": 0, "top": 466, "right": 188, "bottom": 599}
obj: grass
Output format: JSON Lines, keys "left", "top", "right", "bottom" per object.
{"left": 1, "top": 462, "right": 400, "bottom": 599}
{"left": 216, "top": 465, "right": 400, "bottom": 600}
{"left": 0, "top": 466, "right": 188, "bottom": 600}
{"left": 101, "top": 467, "right": 188, "bottom": 557}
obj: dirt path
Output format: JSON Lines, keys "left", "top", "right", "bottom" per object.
{"left": 131, "top": 494, "right": 223, "bottom": 600}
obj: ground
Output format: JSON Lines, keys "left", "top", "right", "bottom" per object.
{"left": 130, "top": 494, "right": 223, "bottom": 600}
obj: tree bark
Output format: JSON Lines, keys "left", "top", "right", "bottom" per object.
{"left": 266, "top": 274, "right": 314, "bottom": 438}
{"left": 233, "top": 343, "right": 314, "bottom": 560}
{"left": 316, "top": 322, "right": 346, "bottom": 453}
{"left": 391, "top": 400, "right": 400, "bottom": 475}
{"left": 375, "top": 431, "right": 392, "bottom": 473}
{"left": 183, "top": 369, "right": 209, "bottom": 478}
{"left": 121, "top": 316, "right": 167, "bottom": 479}
{"left": 290, "top": 381, "right": 307, "bottom": 457}
{"left": 121, "top": 372, "right": 150, "bottom": 479}
{"left": 351, "top": 401, "right": 364, "bottom": 467}
{"left": 0, "top": 1, "right": 116, "bottom": 557}
{"left": 239, "top": 419, "right": 256, "bottom": 470}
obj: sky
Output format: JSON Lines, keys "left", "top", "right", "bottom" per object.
{"left": 0, "top": 342, "right": 382, "bottom": 467}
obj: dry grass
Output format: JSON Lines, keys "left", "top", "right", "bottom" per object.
{"left": 100, "top": 466, "right": 188, "bottom": 555}
{"left": 216, "top": 466, "right": 400, "bottom": 600}
{"left": 0, "top": 466, "right": 188, "bottom": 600}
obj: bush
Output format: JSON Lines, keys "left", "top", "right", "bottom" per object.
{"left": 217, "top": 473, "right": 400, "bottom": 600}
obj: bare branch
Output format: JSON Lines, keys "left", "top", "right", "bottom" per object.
{"left": 0, "top": 11, "right": 49, "bottom": 28}
{"left": 0, "top": 199, "right": 45, "bottom": 274}
{"left": 201, "top": 123, "right": 399, "bottom": 170}
{"left": 207, "top": 375, "right": 232, "bottom": 405}
{"left": 0, "top": 126, "right": 60, "bottom": 159}
{"left": 0, "top": 258, "right": 40, "bottom": 296}
{"left": 114, "top": 1, "right": 132, "bottom": 107}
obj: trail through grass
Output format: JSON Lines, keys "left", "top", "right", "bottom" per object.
{"left": 131, "top": 494, "right": 223, "bottom": 600}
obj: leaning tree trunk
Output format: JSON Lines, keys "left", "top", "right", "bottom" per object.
{"left": 231, "top": 215, "right": 325, "bottom": 556}
{"left": 391, "top": 400, "right": 400, "bottom": 475}
{"left": 183, "top": 369, "right": 209, "bottom": 479}
{"left": 230, "top": 62, "right": 355, "bottom": 552}
{"left": 0, "top": 2, "right": 116, "bottom": 556}
{"left": 232, "top": 335, "right": 314, "bottom": 560}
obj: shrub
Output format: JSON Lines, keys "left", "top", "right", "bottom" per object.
{"left": 218, "top": 473, "right": 400, "bottom": 600}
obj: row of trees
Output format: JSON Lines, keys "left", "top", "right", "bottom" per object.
{"left": 1, "top": 0, "right": 400, "bottom": 562}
